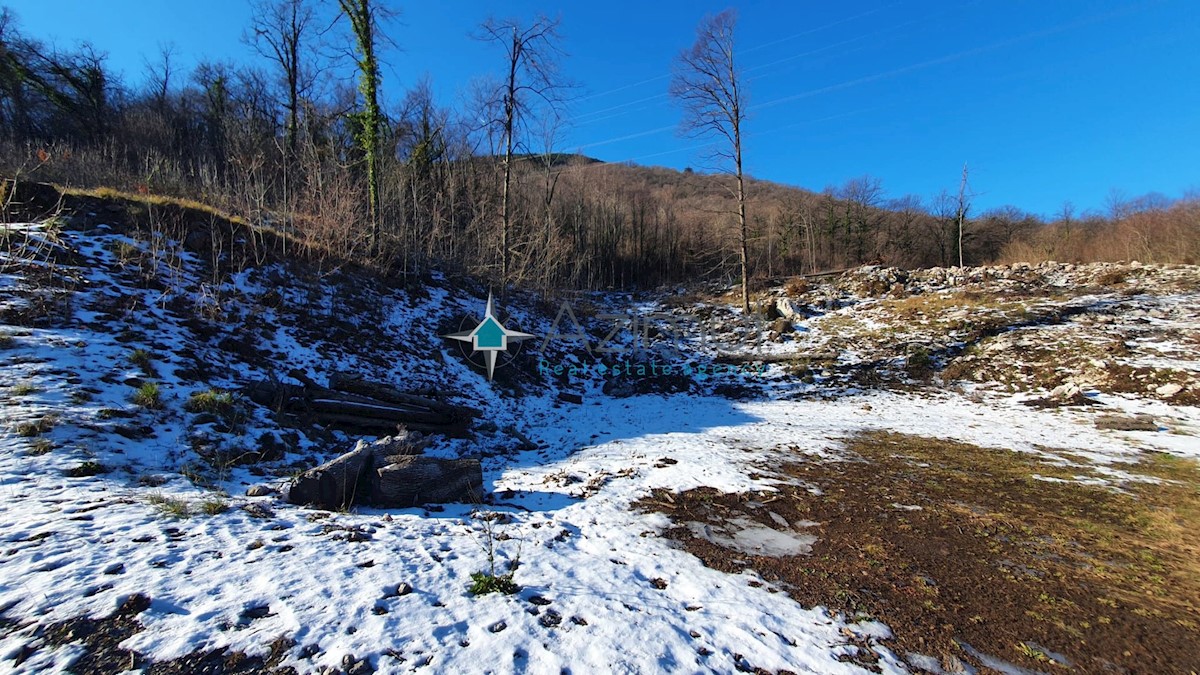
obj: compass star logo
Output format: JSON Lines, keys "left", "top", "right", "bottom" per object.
{"left": 442, "top": 293, "right": 536, "bottom": 381}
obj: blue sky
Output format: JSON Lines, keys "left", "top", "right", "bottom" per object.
{"left": 5, "top": 0, "right": 1198, "bottom": 217}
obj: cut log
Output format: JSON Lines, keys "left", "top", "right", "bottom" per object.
{"left": 370, "top": 457, "right": 483, "bottom": 507}
{"left": 329, "top": 372, "right": 481, "bottom": 418}
{"left": 311, "top": 413, "right": 470, "bottom": 437}
{"left": 307, "top": 398, "right": 453, "bottom": 426}
{"left": 287, "top": 441, "right": 375, "bottom": 510}
{"left": 243, "top": 379, "right": 474, "bottom": 437}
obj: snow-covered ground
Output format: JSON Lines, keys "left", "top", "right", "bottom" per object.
{"left": 2, "top": 218, "right": 1198, "bottom": 673}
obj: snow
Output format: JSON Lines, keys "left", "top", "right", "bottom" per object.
{"left": 2, "top": 220, "right": 1199, "bottom": 673}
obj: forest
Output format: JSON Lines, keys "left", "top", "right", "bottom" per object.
{"left": 2, "top": 2, "right": 1197, "bottom": 292}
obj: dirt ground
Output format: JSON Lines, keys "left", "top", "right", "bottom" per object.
{"left": 638, "top": 431, "right": 1200, "bottom": 674}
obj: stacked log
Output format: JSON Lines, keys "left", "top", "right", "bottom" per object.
{"left": 245, "top": 373, "right": 480, "bottom": 437}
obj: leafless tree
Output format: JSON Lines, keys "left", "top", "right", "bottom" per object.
{"left": 670, "top": 9, "right": 750, "bottom": 312}
{"left": 476, "top": 14, "right": 569, "bottom": 288}
{"left": 247, "top": 0, "right": 320, "bottom": 157}
{"left": 956, "top": 163, "right": 971, "bottom": 267}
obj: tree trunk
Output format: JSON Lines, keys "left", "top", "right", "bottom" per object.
{"left": 288, "top": 440, "right": 375, "bottom": 509}
{"left": 370, "top": 456, "right": 483, "bottom": 507}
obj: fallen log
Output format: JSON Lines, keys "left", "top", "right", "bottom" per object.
{"left": 310, "top": 413, "right": 470, "bottom": 437}
{"left": 287, "top": 433, "right": 479, "bottom": 510}
{"left": 307, "top": 398, "right": 453, "bottom": 426}
{"left": 329, "top": 372, "right": 481, "bottom": 419}
{"left": 370, "top": 457, "right": 483, "bottom": 507}
{"left": 244, "top": 378, "right": 473, "bottom": 437}
{"left": 288, "top": 440, "right": 375, "bottom": 510}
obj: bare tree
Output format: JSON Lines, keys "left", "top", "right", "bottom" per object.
{"left": 956, "top": 163, "right": 971, "bottom": 267}
{"left": 247, "top": 0, "right": 319, "bottom": 158}
{"left": 476, "top": 14, "right": 569, "bottom": 288}
{"left": 670, "top": 9, "right": 750, "bottom": 312}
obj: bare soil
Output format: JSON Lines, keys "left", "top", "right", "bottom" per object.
{"left": 638, "top": 432, "right": 1200, "bottom": 674}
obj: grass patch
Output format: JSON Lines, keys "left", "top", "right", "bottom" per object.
{"left": 146, "top": 493, "right": 191, "bottom": 519}
{"left": 0, "top": 334, "right": 14, "bottom": 349}
{"left": 10, "top": 381, "right": 40, "bottom": 396}
{"left": 198, "top": 498, "right": 229, "bottom": 515}
{"left": 467, "top": 572, "right": 519, "bottom": 596}
{"left": 60, "top": 185, "right": 248, "bottom": 226}
{"left": 184, "top": 389, "right": 237, "bottom": 417}
{"left": 128, "top": 348, "right": 158, "bottom": 376}
{"left": 131, "top": 381, "right": 163, "bottom": 409}
{"left": 28, "top": 438, "right": 54, "bottom": 455}
{"left": 14, "top": 415, "right": 57, "bottom": 437}
{"left": 65, "top": 461, "right": 107, "bottom": 477}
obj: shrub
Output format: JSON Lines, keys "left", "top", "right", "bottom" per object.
{"left": 15, "top": 415, "right": 56, "bottom": 437}
{"left": 65, "top": 461, "right": 107, "bottom": 477}
{"left": 184, "top": 389, "right": 236, "bottom": 416}
{"left": 132, "top": 382, "right": 163, "bottom": 409}
{"left": 905, "top": 346, "right": 935, "bottom": 379}
{"left": 199, "top": 498, "right": 229, "bottom": 515}
{"left": 29, "top": 438, "right": 54, "bottom": 455}
{"left": 129, "top": 348, "right": 157, "bottom": 376}
{"left": 10, "top": 381, "right": 39, "bottom": 396}
{"left": 468, "top": 572, "right": 519, "bottom": 596}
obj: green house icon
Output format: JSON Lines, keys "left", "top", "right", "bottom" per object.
{"left": 473, "top": 316, "right": 506, "bottom": 350}
{"left": 441, "top": 292, "right": 537, "bottom": 381}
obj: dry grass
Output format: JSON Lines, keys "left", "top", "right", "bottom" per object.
{"left": 59, "top": 185, "right": 248, "bottom": 226}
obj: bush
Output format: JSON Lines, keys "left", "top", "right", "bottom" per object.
{"left": 185, "top": 389, "right": 236, "bottom": 416}
{"left": 132, "top": 382, "right": 163, "bottom": 409}
{"left": 65, "top": 461, "right": 107, "bottom": 477}
{"left": 468, "top": 572, "right": 520, "bottom": 596}
{"left": 129, "top": 348, "right": 157, "bottom": 376}
{"left": 199, "top": 498, "right": 229, "bottom": 515}
{"left": 10, "top": 381, "right": 39, "bottom": 396}
{"left": 905, "top": 346, "right": 935, "bottom": 379}
{"left": 15, "top": 415, "right": 57, "bottom": 437}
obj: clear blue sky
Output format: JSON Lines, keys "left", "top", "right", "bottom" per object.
{"left": 5, "top": 0, "right": 1198, "bottom": 218}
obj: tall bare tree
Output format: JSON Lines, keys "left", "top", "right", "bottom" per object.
{"left": 670, "top": 9, "right": 750, "bottom": 312}
{"left": 956, "top": 163, "right": 971, "bottom": 267}
{"left": 477, "top": 14, "right": 568, "bottom": 288}
{"left": 247, "top": 0, "right": 318, "bottom": 157}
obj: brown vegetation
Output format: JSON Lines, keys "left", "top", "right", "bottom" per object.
{"left": 638, "top": 432, "right": 1200, "bottom": 673}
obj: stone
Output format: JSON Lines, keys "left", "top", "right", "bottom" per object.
{"left": 1155, "top": 383, "right": 1183, "bottom": 397}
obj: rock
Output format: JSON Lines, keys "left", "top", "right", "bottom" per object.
{"left": 774, "top": 298, "right": 805, "bottom": 320}
{"left": 556, "top": 391, "right": 583, "bottom": 405}
{"left": 1048, "top": 383, "right": 1081, "bottom": 400}
{"left": 242, "top": 503, "right": 275, "bottom": 518}
{"left": 1095, "top": 414, "right": 1158, "bottom": 432}
{"left": 1155, "top": 382, "right": 1184, "bottom": 397}
{"left": 770, "top": 318, "right": 795, "bottom": 334}
{"left": 384, "top": 582, "right": 412, "bottom": 598}
{"left": 246, "top": 485, "right": 275, "bottom": 497}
